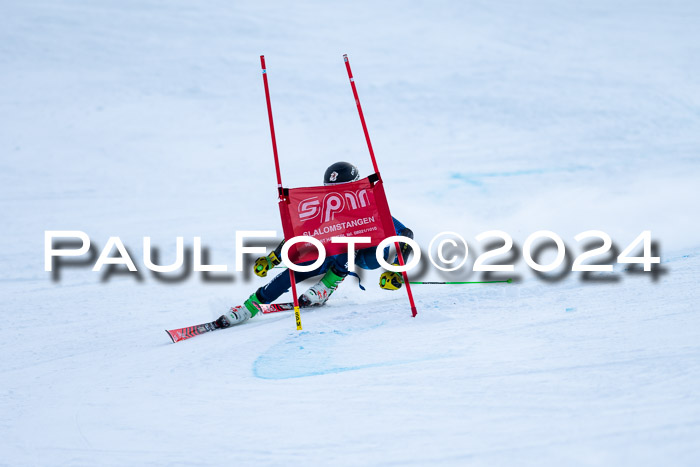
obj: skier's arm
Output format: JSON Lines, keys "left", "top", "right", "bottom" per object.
{"left": 393, "top": 227, "right": 414, "bottom": 265}
{"left": 379, "top": 226, "right": 414, "bottom": 291}
{"left": 254, "top": 240, "right": 285, "bottom": 277}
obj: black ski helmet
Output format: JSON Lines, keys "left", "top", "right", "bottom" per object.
{"left": 324, "top": 161, "right": 360, "bottom": 185}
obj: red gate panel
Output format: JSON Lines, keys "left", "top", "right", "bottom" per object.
{"left": 279, "top": 176, "right": 395, "bottom": 263}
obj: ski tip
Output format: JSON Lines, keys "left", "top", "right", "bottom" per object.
{"left": 165, "top": 329, "right": 176, "bottom": 343}
{"left": 507, "top": 278, "right": 513, "bottom": 283}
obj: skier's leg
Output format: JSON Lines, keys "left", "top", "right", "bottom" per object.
{"left": 219, "top": 256, "right": 347, "bottom": 328}
{"left": 256, "top": 261, "right": 328, "bottom": 304}
{"left": 299, "top": 254, "right": 349, "bottom": 306}
{"left": 217, "top": 264, "right": 326, "bottom": 328}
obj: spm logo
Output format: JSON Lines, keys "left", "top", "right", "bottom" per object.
{"left": 298, "top": 189, "right": 370, "bottom": 222}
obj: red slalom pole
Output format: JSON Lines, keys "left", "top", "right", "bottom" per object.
{"left": 260, "top": 55, "right": 284, "bottom": 196}
{"left": 260, "top": 55, "right": 302, "bottom": 330}
{"left": 343, "top": 55, "right": 380, "bottom": 175}
{"left": 343, "top": 54, "right": 418, "bottom": 318}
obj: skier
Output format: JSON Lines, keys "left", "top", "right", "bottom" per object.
{"left": 217, "top": 161, "right": 413, "bottom": 328}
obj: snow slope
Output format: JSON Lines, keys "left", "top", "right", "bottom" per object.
{"left": 1, "top": 0, "right": 699, "bottom": 465}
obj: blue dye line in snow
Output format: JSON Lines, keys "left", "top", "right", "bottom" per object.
{"left": 253, "top": 328, "right": 445, "bottom": 380}
{"left": 253, "top": 359, "right": 417, "bottom": 380}
{"left": 450, "top": 166, "right": 591, "bottom": 186}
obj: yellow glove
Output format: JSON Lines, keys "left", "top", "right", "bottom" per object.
{"left": 254, "top": 251, "right": 281, "bottom": 277}
{"left": 379, "top": 270, "right": 403, "bottom": 290}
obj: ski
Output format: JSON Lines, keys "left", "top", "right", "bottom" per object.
{"left": 166, "top": 320, "right": 221, "bottom": 343}
{"left": 257, "top": 302, "right": 295, "bottom": 313}
{"left": 258, "top": 302, "right": 323, "bottom": 313}
{"left": 166, "top": 303, "right": 320, "bottom": 343}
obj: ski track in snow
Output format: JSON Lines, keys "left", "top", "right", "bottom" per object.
{"left": 2, "top": 0, "right": 700, "bottom": 465}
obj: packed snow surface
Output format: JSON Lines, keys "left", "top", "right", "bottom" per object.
{"left": 1, "top": 0, "right": 699, "bottom": 465}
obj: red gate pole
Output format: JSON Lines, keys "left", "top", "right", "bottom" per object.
{"left": 260, "top": 55, "right": 284, "bottom": 194}
{"left": 343, "top": 54, "right": 418, "bottom": 317}
{"left": 260, "top": 55, "right": 303, "bottom": 330}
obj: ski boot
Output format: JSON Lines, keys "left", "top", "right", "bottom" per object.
{"left": 299, "top": 267, "right": 346, "bottom": 307}
{"left": 216, "top": 291, "right": 263, "bottom": 328}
